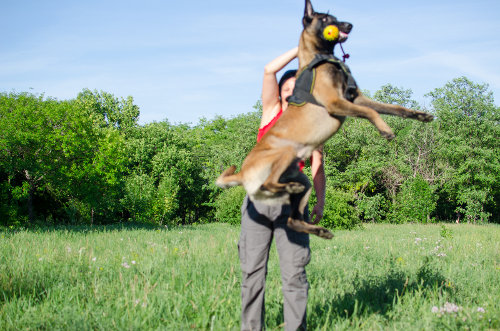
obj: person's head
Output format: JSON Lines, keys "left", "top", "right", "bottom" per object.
{"left": 278, "top": 69, "right": 297, "bottom": 110}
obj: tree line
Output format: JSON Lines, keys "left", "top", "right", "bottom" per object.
{"left": 1, "top": 77, "right": 498, "bottom": 228}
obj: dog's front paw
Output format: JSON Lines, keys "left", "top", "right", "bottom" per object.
{"left": 381, "top": 131, "right": 395, "bottom": 140}
{"left": 416, "top": 112, "right": 434, "bottom": 122}
{"left": 315, "top": 227, "right": 334, "bottom": 239}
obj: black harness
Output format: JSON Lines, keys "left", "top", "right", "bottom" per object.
{"left": 287, "top": 54, "right": 358, "bottom": 107}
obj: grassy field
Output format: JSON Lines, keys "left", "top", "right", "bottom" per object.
{"left": 0, "top": 222, "right": 499, "bottom": 330}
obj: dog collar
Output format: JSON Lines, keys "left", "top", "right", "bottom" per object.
{"left": 287, "top": 54, "right": 358, "bottom": 107}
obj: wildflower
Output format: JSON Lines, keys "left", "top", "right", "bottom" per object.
{"left": 415, "top": 238, "right": 422, "bottom": 244}
{"left": 122, "top": 262, "right": 131, "bottom": 269}
{"left": 431, "top": 245, "right": 442, "bottom": 254}
{"left": 443, "top": 302, "right": 461, "bottom": 313}
{"left": 131, "top": 260, "right": 136, "bottom": 265}
{"left": 66, "top": 246, "right": 72, "bottom": 253}
{"left": 38, "top": 257, "right": 43, "bottom": 261}
{"left": 437, "top": 253, "right": 447, "bottom": 257}
{"left": 432, "top": 302, "right": 462, "bottom": 314}
{"left": 477, "top": 307, "right": 485, "bottom": 313}
{"left": 92, "top": 257, "right": 97, "bottom": 262}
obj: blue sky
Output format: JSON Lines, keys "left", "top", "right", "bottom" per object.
{"left": 1, "top": 0, "right": 499, "bottom": 124}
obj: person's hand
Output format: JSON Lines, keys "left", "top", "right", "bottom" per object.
{"left": 310, "top": 203, "right": 324, "bottom": 224}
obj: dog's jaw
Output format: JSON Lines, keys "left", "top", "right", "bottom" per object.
{"left": 339, "top": 31, "right": 349, "bottom": 43}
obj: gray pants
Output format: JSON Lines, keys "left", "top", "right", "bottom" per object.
{"left": 239, "top": 196, "right": 310, "bottom": 331}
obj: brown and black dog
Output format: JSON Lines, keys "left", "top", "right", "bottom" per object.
{"left": 217, "top": 0, "right": 433, "bottom": 239}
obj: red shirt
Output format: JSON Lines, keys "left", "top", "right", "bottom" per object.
{"left": 257, "top": 109, "right": 305, "bottom": 171}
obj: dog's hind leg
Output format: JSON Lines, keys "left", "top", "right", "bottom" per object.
{"left": 287, "top": 174, "right": 333, "bottom": 239}
{"left": 260, "top": 146, "right": 305, "bottom": 194}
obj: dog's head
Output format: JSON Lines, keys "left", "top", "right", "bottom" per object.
{"left": 302, "top": 0, "right": 352, "bottom": 52}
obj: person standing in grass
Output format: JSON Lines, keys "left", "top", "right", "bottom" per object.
{"left": 238, "top": 47, "right": 326, "bottom": 331}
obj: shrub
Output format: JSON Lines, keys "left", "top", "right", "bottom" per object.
{"left": 214, "top": 187, "right": 246, "bottom": 225}
{"left": 356, "top": 193, "right": 389, "bottom": 223}
{"left": 389, "top": 175, "right": 437, "bottom": 223}
{"left": 122, "top": 173, "right": 155, "bottom": 222}
{"left": 321, "top": 187, "right": 360, "bottom": 229}
{"left": 152, "top": 175, "right": 180, "bottom": 225}
{"left": 456, "top": 188, "right": 491, "bottom": 224}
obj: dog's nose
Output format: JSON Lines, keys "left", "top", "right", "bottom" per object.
{"left": 341, "top": 22, "right": 353, "bottom": 33}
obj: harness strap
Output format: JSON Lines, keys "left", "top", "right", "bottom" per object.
{"left": 287, "top": 54, "right": 358, "bottom": 107}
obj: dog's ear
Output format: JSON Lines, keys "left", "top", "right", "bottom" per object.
{"left": 303, "top": 0, "right": 315, "bottom": 26}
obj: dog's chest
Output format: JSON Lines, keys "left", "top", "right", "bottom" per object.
{"left": 290, "top": 54, "right": 358, "bottom": 107}
{"left": 295, "top": 107, "right": 343, "bottom": 158}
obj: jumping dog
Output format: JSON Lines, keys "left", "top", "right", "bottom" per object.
{"left": 217, "top": 0, "right": 434, "bottom": 239}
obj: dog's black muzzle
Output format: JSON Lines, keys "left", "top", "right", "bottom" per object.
{"left": 339, "top": 22, "right": 352, "bottom": 34}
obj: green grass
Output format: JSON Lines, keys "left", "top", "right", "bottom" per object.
{"left": 1, "top": 223, "right": 499, "bottom": 330}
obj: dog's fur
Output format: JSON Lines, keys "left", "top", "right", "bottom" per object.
{"left": 216, "top": 0, "right": 433, "bottom": 239}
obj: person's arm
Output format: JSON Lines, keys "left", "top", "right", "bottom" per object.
{"left": 310, "top": 147, "right": 326, "bottom": 224}
{"left": 260, "top": 47, "right": 298, "bottom": 128}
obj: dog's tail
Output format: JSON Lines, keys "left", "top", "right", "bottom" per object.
{"left": 215, "top": 165, "right": 242, "bottom": 188}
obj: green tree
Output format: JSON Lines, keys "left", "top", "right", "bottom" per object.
{"left": 0, "top": 92, "right": 69, "bottom": 222}
{"left": 426, "top": 77, "right": 499, "bottom": 223}
{"left": 0, "top": 90, "right": 134, "bottom": 225}
{"left": 64, "top": 89, "right": 139, "bottom": 223}
{"left": 124, "top": 121, "right": 211, "bottom": 224}
{"left": 64, "top": 123, "right": 127, "bottom": 223}
{"left": 75, "top": 89, "right": 139, "bottom": 130}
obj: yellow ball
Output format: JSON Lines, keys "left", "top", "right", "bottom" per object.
{"left": 323, "top": 25, "right": 339, "bottom": 41}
